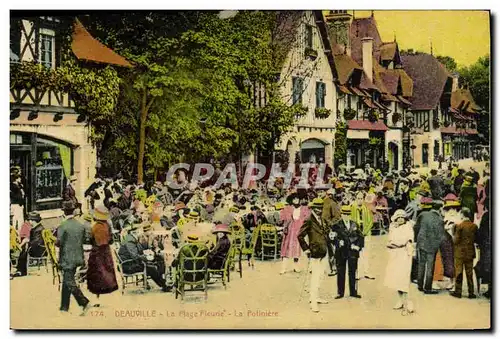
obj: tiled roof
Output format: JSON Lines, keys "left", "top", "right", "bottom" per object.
{"left": 349, "top": 16, "right": 383, "bottom": 65}
{"left": 334, "top": 54, "right": 363, "bottom": 84}
{"left": 451, "top": 88, "right": 481, "bottom": 113}
{"left": 440, "top": 126, "right": 478, "bottom": 135}
{"left": 401, "top": 53, "right": 451, "bottom": 110}
{"left": 348, "top": 119, "right": 388, "bottom": 131}
{"left": 360, "top": 71, "right": 379, "bottom": 91}
{"left": 72, "top": 19, "right": 133, "bottom": 67}
{"left": 380, "top": 42, "right": 397, "bottom": 61}
{"left": 379, "top": 68, "right": 399, "bottom": 94}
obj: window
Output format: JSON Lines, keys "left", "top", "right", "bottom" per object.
{"left": 305, "top": 25, "right": 313, "bottom": 49}
{"left": 347, "top": 95, "right": 351, "bottom": 110}
{"left": 315, "top": 82, "right": 326, "bottom": 108}
{"left": 292, "top": 77, "right": 304, "bottom": 105}
{"left": 39, "top": 29, "right": 55, "bottom": 69}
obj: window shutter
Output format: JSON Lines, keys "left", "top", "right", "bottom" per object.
{"left": 315, "top": 82, "right": 320, "bottom": 107}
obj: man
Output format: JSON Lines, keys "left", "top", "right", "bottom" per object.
{"left": 477, "top": 208, "right": 491, "bottom": 298}
{"left": 297, "top": 198, "right": 329, "bottom": 313}
{"left": 451, "top": 208, "right": 478, "bottom": 299}
{"left": 12, "top": 212, "right": 46, "bottom": 277}
{"left": 118, "top": 227, "right": 170, "bottom": 292}
{"left": 10, "top": 171, "right": 25, "bottom": 230}
{"left": 57, "top": 201, "right": 95, "bottom": 314}
{"left": 332, "top": 206, "right": 364, "bottom": 299}
{"left": 460, "top": 175, "right": 478, "bottom": 219}
{"left": 414, "top": 198, "right": 445, "bottom": 294}
{"left": 453, "top": 169, "right": 465, "bottom": 195}
{"left": 63, "top": 175, "right": 79, "bottom": 207}
{"left": 350, "top": 192, "right": 374, "bottom": 280}
{"left": 323, "top": 189, "right": 341, "bottom": 276}
{"left": 427, "top": 169, "right": 445, "bottom": 200}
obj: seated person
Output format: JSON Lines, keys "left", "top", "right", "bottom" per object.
{"left": 207, "top": 224, "right": 232, "bottom": 269}
{"left": 13, "top": 212, "right": 46, "bottom": 277}
{"left": 171, "top": 235, "right": 209, "bottom": 283}
{"left": 118, "top": 226, "right": 170, "bottom": 292}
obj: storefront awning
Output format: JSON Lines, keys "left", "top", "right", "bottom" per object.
{"left": 338, "top": 85, "right": 352, "bottom": 95}
{"left": 348, "top": 120, "right": 388, "bottom": 131}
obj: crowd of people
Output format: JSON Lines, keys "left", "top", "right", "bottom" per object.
{"left": 10, "top": 160, "right": 491, "bottom": 316}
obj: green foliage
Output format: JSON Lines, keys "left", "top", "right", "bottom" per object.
{"left": 343, "top": 108, "right": 356, "bottom": 120}
{"left": 369, "top": 137, "right": 382, "bottom": 146}
{"left": 458, "top": 55, "right": 490, "bottom": 141}
{"left": 368, "top": 110, "right": 379, "bottom": 123}
{"left": 314, "top": 107, "right": 331, "bottom": 119}
{"left": 436, "top": 55, "right": 458, "bottom": 73}
{"left": 334, "top": 121, "right": 347, "bottom": 166}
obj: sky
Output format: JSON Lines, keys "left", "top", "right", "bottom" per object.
{"left": 353, "top": 10, "right": 490, "bottom": 67}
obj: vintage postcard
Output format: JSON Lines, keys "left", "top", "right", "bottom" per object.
{"left": 9, "top": 9, "right": 491, "bottom": 330}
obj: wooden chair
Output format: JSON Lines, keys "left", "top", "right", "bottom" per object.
{"left": 10, "top": 227, "right": 21, "bottom": 269}
{"left": 113, "top": 247, "right": 149, "bottom": 295}
{"left": 229, "top": 223, "right": 244, "bottom": 278}
{"left": 207, "top": 244, "right": 235, "bottom": 289}
{"left": 260, "top": 224, "right": 278, "bottom": 260}
{"left": 174, "top": 243, "right": 209, "bottom": 301}
{"left": 26, "top": 229, "right": 52, "bottom": 273}
{"left": 43, "top": 229, "right": 61, "bottom": 290}
{"left": 241, "top": 225, "right": 260, "bottom": 268}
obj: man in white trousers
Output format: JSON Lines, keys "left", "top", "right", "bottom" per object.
{"left": 297, "top": 198, "right": 329, "bottom": 313}
{"left": 10, "top": 172, "right": 25, "bottom": 230}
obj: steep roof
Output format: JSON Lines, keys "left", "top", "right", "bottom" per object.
{"left": 380, "top": 42, "right": 397, "bottom": 61}
{"left": 72, "top": 19, "right": 133, "bottom": 67}
{"left": 401, "top": 53, "right": 451, "bottom": 110}
{"left": 349, "top": 16, "right": 383, "bottom": 65}
{"left": 334, "top": 54, "right": 363, "bottom": 84}
{"left": 451, "top": 88, "right": 481, "bottom": 113}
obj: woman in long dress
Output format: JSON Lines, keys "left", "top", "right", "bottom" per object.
{"left": 384, "top": 209, "right": 415, "bottom": 313}
{"left": 87, "top": 205, "right": 118, "bottom": 296}
{"left": 280, "top": 193, "right": 309, "bottom": 274}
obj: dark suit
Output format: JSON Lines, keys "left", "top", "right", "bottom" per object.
{"left": 297, "top": 213, "right": 328, "bottom": 259}
{"left": 453, "top": 220, "right": 478, "bottom": 296}
{"left": 56, "top": 217, "right": 89, "bottom": 311}
{"left": 332, "top": 220, "right": 364, "bottom": 296}
{"left": 118, "top": 235, "right": 166, "bottom": 288}
{"left": 62, "top": 184, "right": 78, "bottom": 206}
{"left": 415, "top": 210, "right": 445, "bottom": 291}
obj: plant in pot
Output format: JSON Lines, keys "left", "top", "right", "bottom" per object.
{"left": 315, "top": 107, "right": 331, "bottom": 119}
{"left": 304, "top": 47, "right": 318, "bottom": 60}
{"left": 343, "top": 108, "right": 356, "bottom": 120}
{"left": 292, "top": 104, "right": 309, "bottom": 118}
{"left": 392, "top": 112, "right": 401, "bottom": 125}
{"left": 368, "top": 110, "right": 379, "bottom": 123}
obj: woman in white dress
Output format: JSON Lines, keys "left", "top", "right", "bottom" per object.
{"left": 384, "top": 209, "right": 415, "bottom": 314}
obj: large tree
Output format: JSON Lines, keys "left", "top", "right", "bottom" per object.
{"left": 458, "top": 55, "right": 490, "bottom": 142}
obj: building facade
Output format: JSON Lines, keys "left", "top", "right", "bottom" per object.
{"left": 275, "top": 11, "right": 338, "bottom": 167}
{"left": 10, "top": 15, "right": 131, "bottom": 217}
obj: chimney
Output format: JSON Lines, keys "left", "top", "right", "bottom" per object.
{"left": 362, "top": 37, "right": 373, "bottom": 82}
{"left": 451, "top": 73, "right": 459, "bottom": 92}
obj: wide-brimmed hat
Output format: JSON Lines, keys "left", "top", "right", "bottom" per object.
{"left": 443, "top": 193, "right": 458, "bottom": 202}
{"left": 27, "top": 211, "right": 42, "bottom": 223}
{"left": 341, "top": 206, "right": 351, "bottom": 215}
{"left": 420, "top": 197, "right": 433, "bottom": 209}
{"left": 229, "top": 206, "right": 240, "bottom": 213}
{"left": 174, "top": 202, "right": 186, "bottom": 212}
{"left": 391, "top": 209, "right": 407, "bottom": 222}
{"left": 274, "top": 201, "right": 286, "bottom": 210}
{"left": 444, "top": 200, "right": 461, "bottom": 209}
{"left": 309, "top": 197, "right": 324, "bottom": 208}
{"left": 212, "top": 223, "right": 231, "bottom": 234}
{"left": 94, "top": 205, "right": 110, "bottom": 221}
{"left": 186, "top": 235, "right": 200, "bottom": 243}
{"left": 186, "top": 210, "right": 200, "bottom": 219}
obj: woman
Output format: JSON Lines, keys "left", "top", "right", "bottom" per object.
{"left": 384, "top": 209, "right": 415, "bottom": 314}
{"left": 87, "top": 205, "right": 118, "bottom": 296}
{"left": 208, "top": 224, "right": 232, "bottom": 269}
{"left": 280, "top": 193, "right": 309, "bottom": 274}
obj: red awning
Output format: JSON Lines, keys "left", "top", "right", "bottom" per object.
{"left": 440, "top": 126, "right": 478, "bottom": 135}
{"left": 348, "top": 120, "right": 388, "bottom": 131}
{"left": 72, "top": 19, "right": 133, "bottom": 68}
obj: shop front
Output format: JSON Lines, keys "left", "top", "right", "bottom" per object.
{"left": 10, "top": 132, "right": 74, "bottom": 212}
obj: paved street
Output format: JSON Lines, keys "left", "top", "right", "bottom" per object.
{"left": 10, "top": 235, "right": 490, "bottom": 330}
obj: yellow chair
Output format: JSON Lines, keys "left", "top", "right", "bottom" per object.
{"left": 260, "top": 224, "right": 278, "bottom": 261}
{"left": 42, "top": 229, "right": 61, "bottom": 289}
{"left": 174, "top": 243, "right": 209, "bottom": 301}
{"left": 207, "top": 244, "right": 236, "bottom": 289}
{"left": 10, "top": 227, "right": 21, "bottom": 268}
{"left": 27, "top": 229, "right": 51, "bottom": 273}
{"left": 229, "top": 223, "right": 244, "bottom": 278}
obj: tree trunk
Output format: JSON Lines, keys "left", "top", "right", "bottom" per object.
{"left": 137, "top": 90, "right": 154, "bottom": 185}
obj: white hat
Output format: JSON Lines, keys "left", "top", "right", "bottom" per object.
{"left": 391, "top": 209, "right": 407, "bottom": 222}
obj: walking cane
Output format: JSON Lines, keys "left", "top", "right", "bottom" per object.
{"left": 298, "top": 254, "right": 311, "bottom": 302}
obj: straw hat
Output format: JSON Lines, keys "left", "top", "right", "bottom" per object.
{"left": 186, "top": 235, "right": 200, "bottom": 243}
{"left": 274, "top": 202, "right": 286, "bottom": 211}
{"left": 309, "top": 197, "right": 324, "bottom": 208}
{"left": 93, "top": 205, "right": 110, "bottom": 221}
{"left": 444, "top": 200, "right": 461, "bottom": 209}
{"left": 27, "top": 211, "right": 42, "bottom": 224}
{"left": 420, "top": 197, "right": 433, "bottom": 209}
{"left": 341, "top": 206, "right": 351, "bottom": 215}
{"left": 186, "top": 211, "right": 199, "bottom": 219}
{"left": 229, "top": 206, "right": 240, "bottom": 213}
{"left": 391, "top": 209, "right": 407, "bottom": 222}
{"left": 212, "top": 224, "right": 231, "bottom": 234}
{"left": 443, "top": 193, "right": 458, "bottom": 202}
